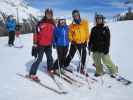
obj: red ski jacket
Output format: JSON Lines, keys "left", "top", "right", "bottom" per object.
{"left": 36, "top": 19, "right": 55, "bottom": 46}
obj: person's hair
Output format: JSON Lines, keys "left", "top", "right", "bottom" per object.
{"left": 40, "top": 8, "right": 54, "bottom": 21}
{"left": 7, "top": 15, "right": 13, "bottom": 20}
{"left": 45, "top": 8, "right": 53, "bottom": 17}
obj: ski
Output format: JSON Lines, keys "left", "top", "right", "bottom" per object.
{"left": 54, "top": 72, "right": 73, "bottom": 84}
{"left": 48, "top": 74, "right": 68, "bottom": 93}
{"left": 64, "top": 68, "right": 98, "bottom": 83}
{"left": 63, "top": 71, "right": 85, "bottom": 86}
{"left": 93, "top": 64, "right": 132, "bottom": 86}
{"left": 14, "top": 45, "right": 24, "bottom": 48}
{"left": 112, "top": 75, "right": 132, "bottom": 86}
{"left": 54, "top": 72, "right": 81, "bottom": 87}
{"left": 16, "top": 73, "right": 67, "bottom": 95}
{"left": 63, "top": 70, "right": 93, "bottom": 89}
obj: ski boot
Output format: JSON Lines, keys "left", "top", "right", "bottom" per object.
{"left": 48, "top": 68, "right": 55, "bottom": 76}
{"left": 94, "top": 72, "right": 105, "bottom": 77}
{"left": 26, "top": 74, "right": 40, "bottom": 82}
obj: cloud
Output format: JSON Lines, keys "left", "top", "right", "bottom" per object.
{"left": 30, "top": 0, "right": 130, "bottom": 21}
{"left": 109, "top": 2, "right": 127, "bottom": 8}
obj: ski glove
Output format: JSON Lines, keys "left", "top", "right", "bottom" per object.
{"left": 31, "top": 46, "right": 38, "bottom": 58}
{"left": 103, "top": 49, "right": 109, "bottom": 55}
{"left": 83, "top": 41, "right": 87, "bottom": 47}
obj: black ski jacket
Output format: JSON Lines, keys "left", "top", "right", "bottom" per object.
{"left": 88, "top": 25, "right": 110, "bottom": 54}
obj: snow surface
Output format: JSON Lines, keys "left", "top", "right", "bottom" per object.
{"left": 0, "top": 21, "right": 133, "bottom": 100}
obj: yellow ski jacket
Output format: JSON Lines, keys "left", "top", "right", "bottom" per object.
{"left": 68, "top": 19, "right": 90, "bottom": 44}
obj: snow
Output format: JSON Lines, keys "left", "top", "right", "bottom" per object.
{"left": 0, "top": 0, "right": 41, "bottom": 22}
{"left": 0, "top": 20, "right": 133, "bottom": 100}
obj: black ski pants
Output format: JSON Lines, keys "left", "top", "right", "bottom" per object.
{"left": 53, "top": 46, "right": 68, "bottom": 70}
{"left": 65, "top": 42, "right": 87, "bottom": 68}
{"left": 29, "top": 45, "right": 53, "bottom": 75}
{"left": 8, "top": 31, "right": 15, "bottom": 45}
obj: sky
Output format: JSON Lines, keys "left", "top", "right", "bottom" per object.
{"left": 28, "top": 0, "right": 133, "bottom": 21}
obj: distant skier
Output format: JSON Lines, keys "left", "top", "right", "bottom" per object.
{"left": 6, "top": 15, "right": 16, "bottom": 47}
{"left": 65, "top": 10, "right": 90, "bottom": 75}
{"left": 29, "top": 8, "right": 55, "bottom": 81}
{"left": 53, "top": 18, "right": 69, "bottom": 72}
{"left": 88, "top": 14, "right": 118, "bottom": 77}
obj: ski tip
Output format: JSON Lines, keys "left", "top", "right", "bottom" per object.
{"left": 125, "top": 81, "right": 132, "bottom": 86}
{"left": 107, "top": 85, "right": 112, "bottom": 88}
{"left": 61, "top": 91, "right": 68, "bottom": 94}
{"left": 14, "top": 45, "right": 24, "bottom": 48}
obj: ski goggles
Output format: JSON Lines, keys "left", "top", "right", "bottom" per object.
{"left": 73, "top": 12, "right": 80, "bottom": 17}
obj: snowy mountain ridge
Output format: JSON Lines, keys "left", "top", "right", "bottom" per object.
{"left": 0, "top": 0, "right": 41, "bottom": 21}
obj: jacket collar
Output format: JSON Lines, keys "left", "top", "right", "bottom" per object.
{"left": 72, "top": 19, "right": 82, "bottom": 25}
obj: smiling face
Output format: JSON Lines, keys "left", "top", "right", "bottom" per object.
{"left": 58, "top": 19, "right": 66, "bottom": 26}
{"left": 46, "top": 12, "right": 53, "bottom": 19}
{"left": 45, "top": 8, "right": 53, "bottom": 19}
{"left": 95, "top": 15, "right": 105, "bottom": 25}
{"left": 96, "top": 18, "right": 104, "bottom": 24}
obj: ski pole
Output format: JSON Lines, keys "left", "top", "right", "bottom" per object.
{"left": 76, "top": 43, "right": 83, "bottom": 74}
{"left": 57, "top": 48, "right": 62, "bottom": 81}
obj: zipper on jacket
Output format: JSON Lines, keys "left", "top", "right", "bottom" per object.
{"left": 63, "top": 28, "right": 66, "bottom": 46}
{"left": 78, "top": 26, "right": 81, "bottom": 44}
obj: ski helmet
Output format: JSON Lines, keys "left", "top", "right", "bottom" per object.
{"left": 72, "top": 9, "right": 80, "bottom": 17}
{"left": 95, "top": 14, "right": 105, "bottom": 22}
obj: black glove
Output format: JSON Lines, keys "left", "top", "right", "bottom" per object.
{"left": 83, "top": 41, "right": 87, "bottom": 47}
{"left": 103, "top": 48, "right": 109, "bottom": 55}
{"left": 71, "top": 41, "right": 76, "bottom": 45}
{"left": 31, "top": 45, "right": 38, "bottom": 58}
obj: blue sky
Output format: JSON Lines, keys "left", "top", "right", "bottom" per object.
{"left": 29, "top": 0, "right": 133, "bottom": 21}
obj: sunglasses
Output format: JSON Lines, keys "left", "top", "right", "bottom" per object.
{"left": 59, "top": 19, "right": 66, "bottom": 23}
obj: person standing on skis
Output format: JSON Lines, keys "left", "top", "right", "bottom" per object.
{"left": 53, "top": 18, "right": 69, "bottom": 72}
{"left": 29, "top": 8, "right": 55, "bottom": 80}
{"left": 88, "top": 14, "right": 118, "bottom": 77}
{"left": 6, "top": 15, "right": 16, "bottom": 47}
{"left": 65, "top": 9, "right": 90, "bottom": 75}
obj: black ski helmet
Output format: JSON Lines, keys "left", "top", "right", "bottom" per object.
{"left": 72, "top": 9, "right": 80, "bottom": 17}
{"left": 95, "top": 14, "right": 105, "bottom": 22}
{"left": 45, "top": 8, "right": 53, "bottom": 16}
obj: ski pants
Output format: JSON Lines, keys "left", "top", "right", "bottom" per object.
{"left": 29, "top": 45, "right": 53, "bottom": 75}
{"left": 65, "top": 42, "right": 87, "bottom": 68}
{"left": 92, "top": 52, "right": 118, "bottom": 75}
{"left": 8, "top": 31, "right": 15, "bottom": 45}
{"left": 53, "top": 46, "right": 68, "bottom": 70}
